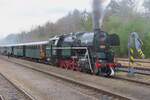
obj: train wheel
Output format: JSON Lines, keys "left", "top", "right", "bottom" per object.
{"left": 94, "top": 68, "right": 99, "bottom": 75}
{"left": 110, "top": 67, "right": 115, "bottom": 76}
{"left": 106, "top": 67, "right": 114, "bottom": 77}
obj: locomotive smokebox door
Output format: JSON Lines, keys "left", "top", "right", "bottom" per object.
{"left": 108, "top": 34, "right": 120, "bottom": 46}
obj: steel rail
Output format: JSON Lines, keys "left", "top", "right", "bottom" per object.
{"left": 0, "top": 73, "right": 35, "bottom": 100}
{"left": 117, "top": 66, "right": 150, "bottom": 76}
{"left": 117, "top": 59, "right": 150, "bottom": 63}
{"left": 0, "top": 95, "right": 4, "bottom": 100}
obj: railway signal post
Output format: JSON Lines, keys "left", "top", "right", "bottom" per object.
{"left": 128, "top": 32, "right": 145, "bottom": 76}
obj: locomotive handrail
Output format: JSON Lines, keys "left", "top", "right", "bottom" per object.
{"left": 86, "top": 49, "right": 93, "bottom": 73}
{"left": 52, "top": 47, "right": 88, "bottom": 50}
{"left": 52, "top": 46, "right": 93, "bottom": 73}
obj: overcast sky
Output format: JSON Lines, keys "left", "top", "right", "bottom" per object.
{"left": 0, "top": 0, "right": 144, "bottom": 39}
{"left": 0, "top": 0, "right": 92, "bottom": 39}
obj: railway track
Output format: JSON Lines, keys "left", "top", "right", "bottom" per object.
{"left": 24, "top": 58, "right": 150, "bottom": 86}
{"left": 0, "top": 56, "right": 131, "bottom": 100}
{"left": 113, "top": 75, "right": 150, "bottom": 86}
{"left": 12, "top": 63, "right": 130, "bottom": 100}
{"left": 0, "top": 95, "right": 4, "bottom": 100}
{"left": 1, "top": 56, "right": 150, "bottom": 99}
{"left": 9, "top": 56, "right": 150, "bottom": 86}
{"left": 24, "top": 57, "right": 150, "bottom": 76}
{"left": 0, "top": 73, "right": 34, "bottom": 100}
{"left": 118, "top": 58, "right": 150, "bottom": 63}
{"left": 117, "top": 66, "right": 150, "bottom": 76}
{"left": 116, "top": 58, "right": 150, "bottom": 75}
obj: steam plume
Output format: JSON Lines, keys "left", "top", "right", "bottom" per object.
{"left": 92, "top": 0, "right": 111, "bottom": 29}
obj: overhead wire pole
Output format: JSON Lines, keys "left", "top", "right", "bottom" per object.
{"left": 128, "top": 33, "right": 134, "bottom": 76}
{"left": 128, "top": 32, "right": 145, "bottom": 76}
{"left": 128, "top": 34, "right": 131, "bottom": 74}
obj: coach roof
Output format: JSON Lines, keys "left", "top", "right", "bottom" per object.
{"left": 0, "top": 41, "right": 49, "bottom": 47}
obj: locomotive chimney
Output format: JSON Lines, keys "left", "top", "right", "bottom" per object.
{"left": 92, "top": 0, "right": 111, "bottom": 31}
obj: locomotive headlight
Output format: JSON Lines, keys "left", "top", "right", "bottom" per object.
{"left": 47, "top": 58, "right": 50, "bottom": 61}
{"left": 99, "top": 60, "right": 102, "bottom": 63}
{"left": 100, "top": 45, "right": 106, "bottom": 49}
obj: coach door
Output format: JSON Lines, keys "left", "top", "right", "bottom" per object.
{"left": 40, "top": 45, "right": 46, "bottom": 60}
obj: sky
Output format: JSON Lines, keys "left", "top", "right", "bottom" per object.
{"left": 0, "top": 0, "right": 91, "bottom": 39}
{"left": 0, "top": 0, "right": 144, "bottom": 39}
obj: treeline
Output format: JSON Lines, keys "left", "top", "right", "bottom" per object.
{"left": 103, "top": 0, "right": 150, "bottom": 58}
{"left": 2, "top": 0, "right": 150, "bottom": 58}
{"left": 2, "top": 9, "right": 92, "bottom": 43}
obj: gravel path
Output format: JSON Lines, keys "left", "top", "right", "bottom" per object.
{"left": 0, "top": 59, "right": 101, "bottom": 100}
{"left": 0, "top": 74, "right": 31, "bottom": 100}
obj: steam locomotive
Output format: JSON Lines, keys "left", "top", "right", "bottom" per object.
{"left": 0, "top": 29, "right": 120, "bottom": 76}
